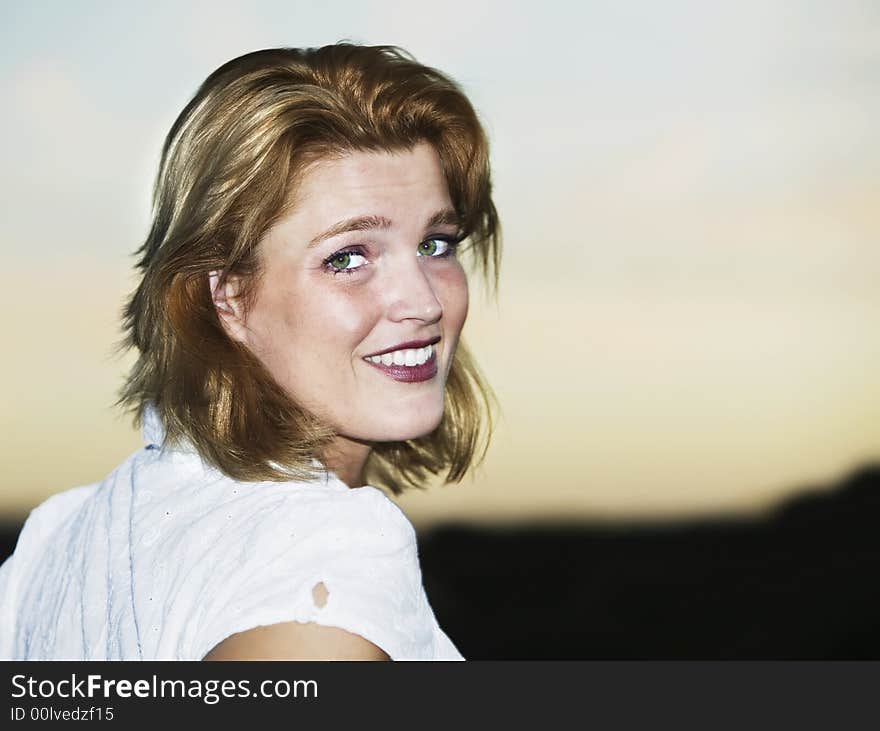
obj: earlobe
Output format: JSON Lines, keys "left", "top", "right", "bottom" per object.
{"left": 208, "top": 270, "right": 249, "bottom": 345}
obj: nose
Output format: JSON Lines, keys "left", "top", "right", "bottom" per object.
{"left": 384, "top": 250, "right": 443, "bottom": 324}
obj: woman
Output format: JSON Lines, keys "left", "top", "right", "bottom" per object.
{"left": 0, "top": 43, "right": 500, "bottom": 660}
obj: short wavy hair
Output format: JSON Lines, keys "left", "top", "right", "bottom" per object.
{"left": 116, "top": 43, "right": 501, "bottom": 494}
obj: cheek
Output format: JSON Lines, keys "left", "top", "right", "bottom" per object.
{"left": 437, "top": 267, "right": 469, "bottom": 332}
{"left": 279, "top": 284, "right": 381, "bottom": 359}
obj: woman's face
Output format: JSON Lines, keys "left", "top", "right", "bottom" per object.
{"left": 220, "top": 141, "right": 469, "bottom": 458}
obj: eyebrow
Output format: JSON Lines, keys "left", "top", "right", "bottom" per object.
{"left": 306, "top": 208, "right": 462, "bottom": 249}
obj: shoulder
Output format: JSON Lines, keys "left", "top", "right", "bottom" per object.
{"left": 197, "top": 481, "right": 418, "bottom": 593}
{"left": 14, "top": 483, "right": 98, "bottom": 553}
{"left": 139, "top": 448, "right": 416, "bottom": 554}
{"left": 312, "top": 484, "right": 416, "bottom": 549}
{"left": 28, "top": 482, "right": 98, "bottom": 521}
{"left": 218, "top": 481, "right": 416, "bottom": 560}
{"left": 191, "top": 483, "right": 425, "bottom": 661}
{"left": 0, "top": 482, "right": 99, "bottom": 615}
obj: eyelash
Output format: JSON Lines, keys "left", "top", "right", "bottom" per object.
{"left": 322, "top": 236, "right": 463, "bottom": 276}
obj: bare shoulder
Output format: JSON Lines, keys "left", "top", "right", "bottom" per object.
{"left": 202, "top": 620, "right": 391, "bottom": 661}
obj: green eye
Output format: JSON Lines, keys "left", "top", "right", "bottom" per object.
{"left": 419, "top": 239, "right": 440, "bottom": 256}
{"left": 418, "top": 237, "right": 460, "bottom": 257}
{"left": 323, "top": 249, "right": 366, "bottom": 275}
{"left": 330, "top": 252, "right": 351, "bottom": 269}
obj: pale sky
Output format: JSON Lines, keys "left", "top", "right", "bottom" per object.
{"left": 2, "top": 0, "right": 879, "bottom": 525}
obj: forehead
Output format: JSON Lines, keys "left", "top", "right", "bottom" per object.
{"left": 289, "top": 141, "right": 451, "bottom": 219}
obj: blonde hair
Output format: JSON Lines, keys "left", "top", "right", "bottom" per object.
{"left": 117, "top": 43, "right": 501, "bottom": 494}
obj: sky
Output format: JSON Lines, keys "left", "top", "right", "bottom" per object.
{"left": 2, "top": 0, "right": 879, "bottom": 525}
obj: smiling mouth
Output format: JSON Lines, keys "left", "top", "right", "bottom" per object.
{"left": 363, "top": 343, "right": 435, "bottom": 367}
{"left": 362, "top": 344, "right": 438, "bottom": 383}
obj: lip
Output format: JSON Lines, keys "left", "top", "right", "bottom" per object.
{"left": 364, "top": 336, "right": 441, "bottom": 358}
{"left": 362, "top": 348, "right": 439, "bottom": 383}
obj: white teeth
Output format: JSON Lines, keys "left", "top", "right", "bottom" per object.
{"left": 365, "top": 343, "right": 435, "bottom": 367}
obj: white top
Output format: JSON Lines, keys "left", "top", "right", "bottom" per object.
{"left": 0, "top": 406, "right": 464, "bottom": 660}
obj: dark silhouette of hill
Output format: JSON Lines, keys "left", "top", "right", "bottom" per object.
{"left": 416, "top": 463, "right": 880, "bottom": 658}
{"left": 1, "top": 463, "right": 878, "bottom": 658}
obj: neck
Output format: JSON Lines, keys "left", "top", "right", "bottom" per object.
{"left": 320, "top": 435, "right": 373, "bottom": 488}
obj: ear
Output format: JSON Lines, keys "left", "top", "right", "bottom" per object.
{"left": 208, "top": 270, "right": 249, "bottom": 345}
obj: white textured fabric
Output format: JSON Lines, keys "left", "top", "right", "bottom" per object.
{"left": 0, "top": 407, "right": 464, "bottom": 660}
